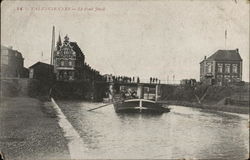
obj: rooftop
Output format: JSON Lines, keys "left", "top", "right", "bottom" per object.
{"left": 201, "top": 49, "right": 242, "bottom": 63}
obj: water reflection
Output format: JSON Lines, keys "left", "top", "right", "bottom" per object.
{"left": 57, "top": 101, "right": 249, "bottom": 159}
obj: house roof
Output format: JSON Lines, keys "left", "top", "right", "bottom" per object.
{"left": 206, "top": 49, "right": 242, "bottom": 61}
{"left": 29, "top": 62, "right": 53, "bottom": 69}
{"left": 1, "top": 45, "right": 23, "bottom": 58}
{"left": 1, "top": 45, "right": 9, "bottom": 50}
{"left": 69, "top": 42, "right": 85, "bottom": 58}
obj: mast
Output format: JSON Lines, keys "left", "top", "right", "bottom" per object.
{"left": 50, "top": 26, "right": 55, "bottom": 65}
{"left": 225, "top": 29, "right": 227, "bottom": 49}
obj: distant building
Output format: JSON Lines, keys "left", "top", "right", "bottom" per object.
{"left": 103, "top": 74, "right": 113, "bottom": 82}
{"left": 180, "top": 79, "right": 196, "bottom": 87}
{"left": 53, "top": 35, "right": 85, "bottom": 81}
{"left": 29, "top": 62, "right": 55, "bottom": 82}
{"left": 200, "top": 49, "right": 242, "bottom": 86}
{"left": 0, "top": 45, "right": 28, "bottom": 78}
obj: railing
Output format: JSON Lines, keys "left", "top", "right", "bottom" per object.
{"left": 104, "top": 78, "right": 181, "bottom": 85}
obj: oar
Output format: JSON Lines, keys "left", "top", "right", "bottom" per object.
{"left": 87, "top": 100, "right": 124, "bottom": 111}
{"left": 87, "top": 102, "right": 114, "bottom": 111}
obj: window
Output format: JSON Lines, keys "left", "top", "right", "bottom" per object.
{"left": 224, "top": 75, "right": 231, "bottom": 83}
{"left": 232, "top": 64, "right": 238, "bottom": 73}
{"left": 65, "top": 61, "right": 69, "bottom": 66}
{"left": 61, "top": 61, "right": 64, "bottom": 66}
{"left": 232, "top": 75, "right": 239, "bottom": 82}
{"left": 29, "top": 68, "right": 34, "bottom": 78}
{"left": 217, "top": 75, "right": 223, "bottom": 86}
{"left": 225, "top": 64, "right": 230, "bottom": 73}
{"left": 217, "top": 64, "right": 223, "bottom": 73}
{"left": 206, "top": 63, "right": 212, "bottom": 73}
{"left": 69, "top": 61, "right": 72, "bottom": 66}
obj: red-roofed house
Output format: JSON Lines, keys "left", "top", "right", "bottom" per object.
{"left": 200, "top": 49, "right": 242, "bottom": 86}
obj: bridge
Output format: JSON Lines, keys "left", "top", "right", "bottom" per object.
{"left": 51, "top": 79, "right": 179, "bottom": 101}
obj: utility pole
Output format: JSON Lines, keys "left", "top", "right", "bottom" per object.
{"left": 40, "top": 51, "right": 43, "bottom": 62}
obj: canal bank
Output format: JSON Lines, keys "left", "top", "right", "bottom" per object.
{"left": 0, "top": 96, "right": 70, "bottom": 160}
{"left": 159, "top": 83, "right": 249, "bottom": 114}
{"left": 159, "top": 100, "right": 249, "bottom": 114}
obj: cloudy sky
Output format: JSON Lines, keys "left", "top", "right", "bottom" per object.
{"left": 1, "top": 0, "right": 249, "bottom": 82}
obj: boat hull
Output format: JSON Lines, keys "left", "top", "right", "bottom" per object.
{"left": 113, "top": 99, "right": 170, "bottom": 114}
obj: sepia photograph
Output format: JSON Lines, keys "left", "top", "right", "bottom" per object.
{"left": 0, "top": 0, "right": 249, "bottom": 159}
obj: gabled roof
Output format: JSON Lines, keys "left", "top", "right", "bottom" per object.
{"left": 29, "top": 62, "right": 53, "bottom": 69}
{"left": 69, "top": 42, "right": 85, "bottom": 58}
{"left": 206, "top": 49, "right": 242, "bottom": 61}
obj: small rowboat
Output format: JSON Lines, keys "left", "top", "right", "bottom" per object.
{"left": 113, "top": 98, "right": 170, "bottom": 114}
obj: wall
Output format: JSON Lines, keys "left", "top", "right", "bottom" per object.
{"left": 51, "top": 81, "right": 108, "bottom": 101}
{"left": 0, "top": 78, "right": 39, "bottom": 97}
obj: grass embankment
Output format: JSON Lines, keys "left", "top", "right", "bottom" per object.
{"left": 160, "top": 83, "right": 249, "bottom": 114}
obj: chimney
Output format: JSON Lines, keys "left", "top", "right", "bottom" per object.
{"left": 204, "top": 56, "right": 206, "bottom": 60}
{"left": 236, "top": 48, "right": 239, "bottom": 53}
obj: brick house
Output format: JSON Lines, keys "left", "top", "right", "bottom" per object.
{"left": 200, "top": 49, "right": 242, "bottom": 86}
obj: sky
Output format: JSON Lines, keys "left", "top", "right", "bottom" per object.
{"left": 1, "top": 0, "right": 249, "bottom": 82}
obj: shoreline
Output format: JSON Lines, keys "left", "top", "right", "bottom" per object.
{"left": 39, "top": 95, "right": 249, "bottom": 115}
{"left": 0, "top": 96, "right": 70, "bottom": 160}
{"left": 159, "top": 100, "right": 249, "bottom": 114}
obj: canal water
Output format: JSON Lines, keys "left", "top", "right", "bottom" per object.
{"left": 57, "top": 100, "right": 249, "bottom": 159}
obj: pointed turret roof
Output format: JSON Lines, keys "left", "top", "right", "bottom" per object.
{"left": 56, "top": 33, "right": 62, "bottom": 50}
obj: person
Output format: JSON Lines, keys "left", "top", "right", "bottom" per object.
{"left": 49, "top": 88, "right": 53, "bottom": 99}
{"left": 121, "top": 91, "right": 126, "bottom": 99}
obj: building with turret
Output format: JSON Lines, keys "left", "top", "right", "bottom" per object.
{"left": 53, "top": 34, "right": 103, "bottom": 81}
{"left": 53, "top": 35, "right": 85, "bottom": 81}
